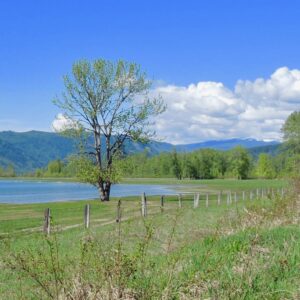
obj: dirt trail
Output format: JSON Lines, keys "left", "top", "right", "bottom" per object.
{"left": 0, "top": 209, "right": 164, "bottom": 237}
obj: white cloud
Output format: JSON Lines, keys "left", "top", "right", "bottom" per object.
{"left": 235, "top": 67, "right": 300, "bottom": 104}
{"left": 51, "top": 67, "right": 300, "bottom": 144}
{"left": 152, "top": 67, "right": 300, "bottom": 144}
{"left": 52, "top": 113, "right": 77, "bottom": 132}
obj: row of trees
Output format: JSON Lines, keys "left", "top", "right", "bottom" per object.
{"left": 119, "top": 146, "right": 251, "bottom": 179}
{"left": 31, "top": 142, "right": 295, "bottom": 180}
{"left": 118, "top": 146, "right": 296, "bottom": 180}
{"left": 0, "top": 164, "right": 16, "bottom": 177}
{"left": 33, "top": 160, "right": 73, "bottom": 178}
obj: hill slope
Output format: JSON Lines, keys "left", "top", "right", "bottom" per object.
{"left": 0, "top": 131, "right": 280, "bottom": 172}
{"left": 0, "top": 131, "right": 173, "bottom": 172}
{"left": 176, "top": 138, "right": 279, "bottom": 151}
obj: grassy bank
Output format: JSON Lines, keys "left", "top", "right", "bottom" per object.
{"left": 0, "top": 179, "right": 298, "bottom": 299}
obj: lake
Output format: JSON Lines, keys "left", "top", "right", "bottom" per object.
{"left": 0, "top": 180, "right": 179, "bottom": 204}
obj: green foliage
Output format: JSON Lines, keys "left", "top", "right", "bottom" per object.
{"left": 256, "top": 153, "right": 276, "bottom": 179}
{"left": 46, "top": 160, "right": 63, "bottom": 175}
{"left": 28, "top": 142, "right": 293, "bottom": 180}
{"left": 228, "top": 146, "right": 251, "bottom": 179}
{"left": 68, "top": 155, "right": 121, "bottom": 186}
{"left": 282, "top": 110, "right": 300, "bottom": 154}
{"left": 0, "top": 163, "right": 16, "bottom": 177}
{"left": 120, "top": 147, "right": 251, "bottom": 180}
{"left": 171, "top": 149, "right": 182, "bottom": 179}
{"left": 281, "top": 111, "right": 300, "bottom": 178}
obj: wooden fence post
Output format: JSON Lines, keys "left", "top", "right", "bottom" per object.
{"left": 194, "top": 193, "right": 199, "bottom": 208}
{"left": 116, "top": 200, "right": 122, "bottom": 223}
{"left": 44, "top": 208, "right": 51, "bottom": 236}
{"left": 261, "top": 189, "right": 264, "bottom": 199}
{"left": 229, "top": 191, "right": 232, "bottom": 204}
{"left": 218, "top": 191, "right": 221, "bottom": 205}
{"left": 234, "top": 192, "right": 237, "bottom": 203}
{"left": 84, "top": 204, "right": 90, "bottom": 228}
{"left": 160, "top": 195, "right": 164, "bottom": 212}
{"left": 206, "top": 193, "right": 209, "bottom": 208}
{"left": 242, "top": 191, "right": 245, "bottom": 201}
{"left": 227, "top": 192, "right": 230, "bottom": 205}
{"left": 141, "top": 193, "right": 147, "bottom": 217}
{"left": 256, "top": 188, "right": 259, "bottom": 199}
{"left": 250, "top": 190, "right": 253, "bottom": 201}
{"left": 178, "top": 194, "right": 182, "bottom": 208}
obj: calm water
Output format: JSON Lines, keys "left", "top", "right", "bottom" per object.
{"left": 0, "top": 180, "right": 178, "bottom": 204}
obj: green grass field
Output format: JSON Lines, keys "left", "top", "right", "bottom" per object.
{"left": 0, "top": 179, "right": 287, "bottom": 235}
{"left": 0, "top": 178, "right": 298, "bottom": 299}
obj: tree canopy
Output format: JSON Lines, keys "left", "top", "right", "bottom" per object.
{"left": 282, "top": 111, "right": 300, "bottom": 154}
{"left": 281, "top": 111, "right": 300, "bottom": 176}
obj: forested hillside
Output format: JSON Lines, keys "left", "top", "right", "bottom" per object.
{"left": 0, "top": 131, "right": 76, "bottom": 172}
{"left": 0, "top": 131, "right": 172, "bottom": 172}
{"left": 0, "top": 130, "right": 279, "bottom": 173}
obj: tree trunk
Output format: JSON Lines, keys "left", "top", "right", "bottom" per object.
{"left": 98, "top": 181, "right": 111, "bottom": 201}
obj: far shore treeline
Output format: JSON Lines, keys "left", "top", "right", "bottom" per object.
{"left": 8, "top": 142, "right": 297, "bottom": 180}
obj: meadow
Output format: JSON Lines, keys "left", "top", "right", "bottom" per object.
{"left": 0, "top": 178, "right": 299, "bottom": 299}
{"left": 0, "top": 179, "right": 287, "bottom": 234}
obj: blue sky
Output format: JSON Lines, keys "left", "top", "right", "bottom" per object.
{"left": 1, "top": 0, "right": 300, "bottom": 143}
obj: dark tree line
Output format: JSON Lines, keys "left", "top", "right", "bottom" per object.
{"left": 26, "top": 141, "right": 297, "bottom": 180}
{"left": 118, "top": 146, "right": 252, "bottom": 179}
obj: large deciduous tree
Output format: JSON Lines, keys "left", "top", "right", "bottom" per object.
{"left": 228, "top": 146, "right": 251, "bottom": 179}
{"left": 256, "top": 153, "right": 275, "bottom": 179}
{"left": 281, "top": 111, "right": 300, "bottom": 176}
{"left": 54, "top": 59, "right": 165, "bottom": 201}
{"left": 282, "top": 111, "right": 300, "bottom": 154}
{"left": 171, "top": 149, "right": 182, "bottom": 180}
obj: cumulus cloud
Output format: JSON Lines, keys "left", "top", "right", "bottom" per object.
{"left": 235, "top": 67, "right": 300, "bottom": 104}
{"left": 52, "top": 67, "right": 300, "bottom": 144}
{"left": 52, "top": 113, "right": 78, "bottom": 132}
{"left": 152, "top": 67, "right": 300, "bottom": 144}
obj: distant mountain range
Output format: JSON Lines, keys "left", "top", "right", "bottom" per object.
{"left": 0, "top": 131, "right": 280, "bottom": 172}
{"left": 175, "top": 138, "right": 279, "bottom": 152}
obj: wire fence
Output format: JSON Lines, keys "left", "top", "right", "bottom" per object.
{"left": 42, "top": 187, "right": 286, "bottom": 235}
